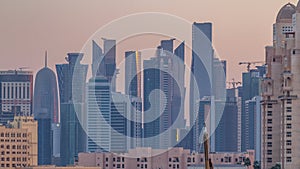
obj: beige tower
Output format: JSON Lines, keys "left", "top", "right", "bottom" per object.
{"left": 287, "top": 1, "right": 300, "bottom": 168}
{"left": 0, "top": 116, "right": 38, "bottom": 168}
{"left": 261, "top": 2, "right": 296, "bottom": 169}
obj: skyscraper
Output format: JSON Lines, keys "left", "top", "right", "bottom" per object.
{"left": 245, "top": 96, "right": 261, "bottom": 162}
{"left": 261, "top": 2, "right": 300, "bottom": 168}
{"left": 92, "top": 39, "right": 117, "bottom": 91}
{"left": 143, "top": 57, "right": 161, "bottom": 149}
{"left": 34, "top": 53, "right": 59, "bottom": 165}
{"left": 87, "top": 77, "right": 111, "bottom": 152}
{"left": 125, "top": 51, "right": 141, "bottom": 98}
{"left": 143, "top": 39, "right": 185, "bottom": 149}
{"left": 0, "top": 70, "right": 33, "bottom": 116}
{"left": 124, "top": 50, "right": 143, "bottom": 148}
{"left": 241, "top": 68, "right": 264, "bottom": 152}
{"left": 189, "top": 23, "right": 213, "bottom": 152}
{"left": 56, "top": 53, "right": 88, "bottom": 166}
{"left": 215, "top": 88, "right": 239, "bottom": 152}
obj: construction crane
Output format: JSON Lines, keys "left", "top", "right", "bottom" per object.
{"left": 239, "top": 61, "right": 264, "bottom": 72}
{"left": 227, "top": 78, "right": 241, "bottom": 88}
{"left": 18, "top": 67, "right": 30, "bottom": 71}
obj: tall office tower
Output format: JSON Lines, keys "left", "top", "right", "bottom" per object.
{"left": 92, "top": 39, "right": 117, "bottom": 91}
{"left": 194, "top": 97, "right": 210, "bottom": 153}
{"left": 124, "top": 50, "right": 143, "bottom": 147}
{"left": 0, "top": 70, "right": 33, "bottom": 116}
{"left": 241, "top": 68, "right": 264, "bottom": 153}
{"left": 173, "top": 41, "right": 185, "bottom": 129}
{"left": 56, "top": 53, "right": 88, "bottom": 166}
{"left": 143, "top": 39, "right": 185, "bottom": 149}
{"left": 189, "top": 22, "right": 213, "bottom": 152}
{"left": 34, "top": 54, "right": 59, "bottom": 165}
{"left": 245, "top": 96, "right": 261, "bottom": 162}
{"left": 87, "top": 77, "right": 111, "bottom": 152}
{"left": 87, "top": 77, "right": 135, "bottom": 152}
{"left": 125, "top": 51, "right": 141, "bottom": 98}
{"left": 129, "top": 97, "right": 142, "bottom": 148}
{"left": 214, "top": 88, "right": 239, "bottom": 152}
{"left": 143, "top": 57, "right": 161, "bottom": 149}
{"left": 110, "top": 92, "right": 131, "bottom": 152}
{"left": 124, "top": 51, "right": 142, "bottom": 148}
{"left": 261, "top": 2, "right": 298, "bottom": 168}
{"left": 0, "top": 116, "right": 38, "bottom": 168}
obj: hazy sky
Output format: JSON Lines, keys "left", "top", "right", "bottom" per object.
{"left": 0, "top": 0, "right": 298, "bottom": 83}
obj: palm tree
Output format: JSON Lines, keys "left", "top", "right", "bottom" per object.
{"left": 244, "top": 157, "right": 251, "bottom": 169}
{"left": 253, "top": 161, "right": 260, "bottom": 169}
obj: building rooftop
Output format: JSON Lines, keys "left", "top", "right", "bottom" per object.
{"left": 276, "top": 3, "right": 296, "bottom": 23}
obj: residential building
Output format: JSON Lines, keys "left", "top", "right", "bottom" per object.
{"left": 261, "top": 1, "right": 300, "bottom": 168}
{"left": 0, "top": 116, "right": 37, "bottom": 168}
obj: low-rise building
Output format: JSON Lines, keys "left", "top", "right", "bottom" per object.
{"left": 77, "top": 147, "right": 254, "bottom": 169}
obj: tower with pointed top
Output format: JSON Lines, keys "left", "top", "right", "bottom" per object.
{"left": 34, "top": 52, "right": 59, "bottom": 165}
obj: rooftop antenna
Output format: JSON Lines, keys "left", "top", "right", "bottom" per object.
{"left": 45, "top": 50, "right": 48, "bottom": 67}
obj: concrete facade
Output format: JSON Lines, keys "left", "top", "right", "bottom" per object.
{"left": 77, "top": 148, "right": 254, "bottom": 169}
{"left": 261, "top": 1, "right": 300, "bottom": 168}
{"left": 0, "top": 116, "right": 37, "bottom": 168}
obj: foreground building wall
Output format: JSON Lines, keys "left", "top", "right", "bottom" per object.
{"left": 77, "top": 148, "right": 254, "bottom": 169}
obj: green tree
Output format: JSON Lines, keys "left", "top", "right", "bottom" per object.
{"left": 244, "top": 157, "right": 251, "bottom": 169}
{"left": 271, "top": 164, "right": 281, "bottom": 169}
{"left": 253, "top": 161, "right": 260, "bottom": 169}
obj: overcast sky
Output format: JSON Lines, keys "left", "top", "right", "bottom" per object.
{"left": 0, "top": 0, "right": 298, "bottom": 83}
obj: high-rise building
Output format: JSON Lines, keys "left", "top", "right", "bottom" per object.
{"left": 0, "top": 116, "right": 38, "bottom": 168}
{"left": 143, "top": 57, "right": 161, "bottom": 149}
{"left": 87, "top": 77, "right": 138, "bottom": 153}
{"left": 34, "top": 53, "right": 59, "bottom": 165}
{"left": 110, "top": 92, "right": 130, "bottom": 153}
{"left": 125, "top": 51, "right": 141, "bottom": 98}
{"left": 56, "top": 53, "right": 88, "bottom": 166}
{"left": 261, "top": 2, "right": 300, "bottom": 168}
{"left": 245, "top": 96, "right": 261, "bottom": 162}
{"left": 215, "top": 88, "right": 239, "bottom": 152}
{"left": 189, "top": 23, "right": 213, "bottom": 152}
{"left": 129, "top": 97, "right": 142, "bottom": 149}
{"left": 143, "top": 39, "right": 185, "bottom": 149}
{"left": 92, "top": 39, "right": 117, "bottom": 92}
{"left": 0, "top": 70, "right": 33, "bottom": 116}
{"left": 87, "top": 77, "right": 111, "bottom": 152}
{"left": 241, "top": 68, "right": 265, "bottom": 152}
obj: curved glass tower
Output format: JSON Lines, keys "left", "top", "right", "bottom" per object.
{"left": 33, "top": 53, "right": 59, "bottom": 165}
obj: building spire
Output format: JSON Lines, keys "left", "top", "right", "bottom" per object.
{"left": 45, "top": 50, "right": 48, "bottom": 67}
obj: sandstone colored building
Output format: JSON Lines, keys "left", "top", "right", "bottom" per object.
{"left": 77, "top": 147, "right": 254, "bottom": 169}
{"left": 0, "top": 116, "right": 37, "bottom": 168}
{"left": 261, "top": 1, "right": 300, "bottom": 168}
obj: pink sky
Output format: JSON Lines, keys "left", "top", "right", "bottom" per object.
{"left": 0, "top": 0, "right": 298, "bottom": 83}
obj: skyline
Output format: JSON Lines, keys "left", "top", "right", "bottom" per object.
{"left": 0, "top": 0, "right": 299, "bottom": 83}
